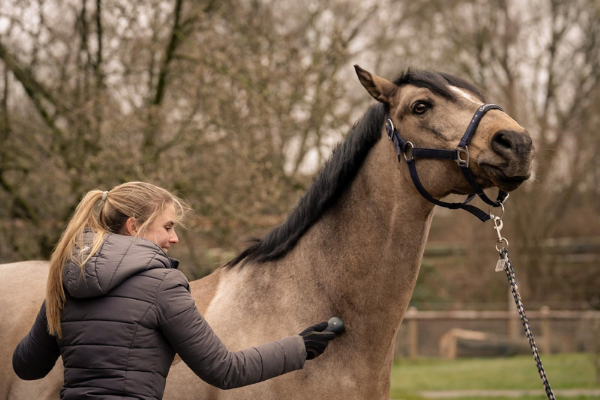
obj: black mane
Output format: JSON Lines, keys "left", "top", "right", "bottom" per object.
{"left": 224, "top": 103, "right": 386, "bottom": 268}
{"left": 224, "top": 70, "right": 486, "bottom": 268}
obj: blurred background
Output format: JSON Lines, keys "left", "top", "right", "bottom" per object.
{"left": 1, "top": 0, "right": 599, "bottom": 398}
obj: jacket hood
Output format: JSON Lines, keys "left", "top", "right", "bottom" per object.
{"left": 63, "top": 230, "right": 179, "bottom": 298}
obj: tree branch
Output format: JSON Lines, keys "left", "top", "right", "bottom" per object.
{"left": 0, "top": 67, "right": 9, "bottom": 140}
{"left": 142, "top": 0, "right": 185, "bottom": 156}
{"left": 0, "top": 41, "right": 67, "bottom": 113}
{"left": 151, "top": 0, "right": 184, "bottom": 107}
{"left": 0, "top": 171, "right": 39, "bottom": 224}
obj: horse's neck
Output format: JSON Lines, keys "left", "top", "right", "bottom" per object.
{"left": 205, "top": 135, "right": 434, "bottom": 347}
{"left": 180, "top": 135, "right": 436, "bottom": 397}
{"left": 285, "top": 135, "right": 435, "bottom": 339}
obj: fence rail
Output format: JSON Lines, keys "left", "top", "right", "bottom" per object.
{"left": 401, "top": 307, "right": 600, "bottom": 358}
{"left": 403, "top": 308, "right": 600, "bottom": 320}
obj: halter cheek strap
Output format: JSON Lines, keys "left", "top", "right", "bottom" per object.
{"left": 386, "top": 104, "right": 508, "bottom": 223}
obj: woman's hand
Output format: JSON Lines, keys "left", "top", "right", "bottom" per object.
{"left": 299, "top": 322, "right": 336, "bottom": 360}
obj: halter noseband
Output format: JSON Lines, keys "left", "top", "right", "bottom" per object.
{"left": 386, "top": 103, "right": 508, "bottom": 222}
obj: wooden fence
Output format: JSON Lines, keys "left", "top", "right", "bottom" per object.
{"left": 402, "top": 307, "right": 600, "bottom": 358}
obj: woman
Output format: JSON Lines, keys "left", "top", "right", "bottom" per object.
{"left": 12, "top": 182, "right": 336, "bottom": 399}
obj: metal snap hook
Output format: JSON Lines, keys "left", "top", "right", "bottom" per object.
{"left": 491, "top": 212, "right": 509, "bottom": 252}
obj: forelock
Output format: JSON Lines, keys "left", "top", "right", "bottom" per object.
{"left": 393, "top": 70, "right": 487, "bottom": 103}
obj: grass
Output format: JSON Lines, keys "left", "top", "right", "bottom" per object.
{"left": 391, "top": 396, "right": 599, "bottom": 400}
{"left": 390, "top": 353, "right": 599, "bottom": 400}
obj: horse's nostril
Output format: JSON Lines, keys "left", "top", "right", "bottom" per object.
{"left": 495, "top": 134, "right": 512, "bottom": 150}
{"left": 491, "top": 130, "right": 530, "bottom": 157}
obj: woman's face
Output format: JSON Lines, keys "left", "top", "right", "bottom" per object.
{"left": 139, "top": 203, "right": 179, "bottom": 252}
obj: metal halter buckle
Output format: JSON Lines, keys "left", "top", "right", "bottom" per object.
{"left": 403, "top": 142, "right": 415, "bottom": 162}
{"left": 386, "top": 119, "right": 394, "bottom": 140}
{"left": 456, "top": 145, "right": 469, "bottom": 168}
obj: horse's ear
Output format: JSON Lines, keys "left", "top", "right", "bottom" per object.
{"left": 354, "top": 65, "right": 397, "bottom": 104}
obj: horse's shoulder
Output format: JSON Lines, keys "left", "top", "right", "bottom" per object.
{"left": 170, "top": 269, "right": 222, "bottom": 366}
{"left": 189, "top": 268, "right": 222, "bottom": 315}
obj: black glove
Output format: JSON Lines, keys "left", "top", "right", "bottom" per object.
{"left": 299, "top": 321, "right": 336, "bottom": 360}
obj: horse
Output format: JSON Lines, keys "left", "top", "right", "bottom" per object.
{"left": 0, "top": 65, "right": 534, "bottom": 399}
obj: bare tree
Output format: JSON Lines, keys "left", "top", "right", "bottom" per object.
{"left": 0, "top": 0, "right": 393, "bottom": 277}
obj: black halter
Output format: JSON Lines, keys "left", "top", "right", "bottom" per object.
{"left": 386, "top": 103, "right": 508, "bottom": 222}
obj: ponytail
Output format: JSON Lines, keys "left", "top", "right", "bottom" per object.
{"left": 46, "top": 190, "right": 107, "bottom": 338}
{"left": 45, "top": 182, "right": 189, "bottom": 338}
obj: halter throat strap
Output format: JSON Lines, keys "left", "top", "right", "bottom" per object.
{"left": 386, "top": 103, "right": 508, "bottom": 222}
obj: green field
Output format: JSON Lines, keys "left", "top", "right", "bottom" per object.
{"left": 390, "top": 353, "right": 600, "bottom": 400}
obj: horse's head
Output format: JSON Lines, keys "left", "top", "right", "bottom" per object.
{"left": 355, "top": 65, "right": 534, "bottom": 197}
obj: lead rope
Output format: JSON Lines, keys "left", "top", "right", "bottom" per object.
{"left": 492, "top": 212, "right": 556, "bottom": 400}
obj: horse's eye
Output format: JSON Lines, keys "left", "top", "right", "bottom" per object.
{"left": 412, "top": 101, "right": 431, "bottom": 115}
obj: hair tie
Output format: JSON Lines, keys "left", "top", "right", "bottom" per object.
{"left": 101, "top": 191, "right": 108, "bottom": 202}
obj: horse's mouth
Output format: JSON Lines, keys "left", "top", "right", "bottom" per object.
{"left": 480, "top": 164, "right": 531, "bottom": 191}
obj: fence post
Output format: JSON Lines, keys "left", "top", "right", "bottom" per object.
{"left": 540, "top": 305, "right": 551, "bottom": 354}
{"left": 407, "top": 306, "right": 418, "bottom": 359}
{"left": 508, "top": 286, "right": 518, "bottom": 339}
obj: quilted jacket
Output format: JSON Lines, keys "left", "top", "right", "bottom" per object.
{"left": 13, "top": 231, "right": 306, "bottom": 399}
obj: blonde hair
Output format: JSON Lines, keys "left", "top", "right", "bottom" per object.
{"left": 46, "top": 182, "right": 189, "bottom": 337}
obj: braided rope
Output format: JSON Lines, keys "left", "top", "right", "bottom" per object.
{"left": 501, "top": 249, "right": 556, "bottom": 400}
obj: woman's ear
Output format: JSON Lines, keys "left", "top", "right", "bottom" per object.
{"left": 124, "top": 217, "right": 138, "bottom": 236}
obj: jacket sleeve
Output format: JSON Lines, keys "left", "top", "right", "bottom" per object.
{"left": 156, "top": 270, "right": 306, "bottom": 389}
{"left": 12, "top": 301, "right": 61, "bottom": 380}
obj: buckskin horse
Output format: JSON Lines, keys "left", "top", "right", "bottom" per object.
{"left": 0, "top": 65, "right": 534, "bottom": 399}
